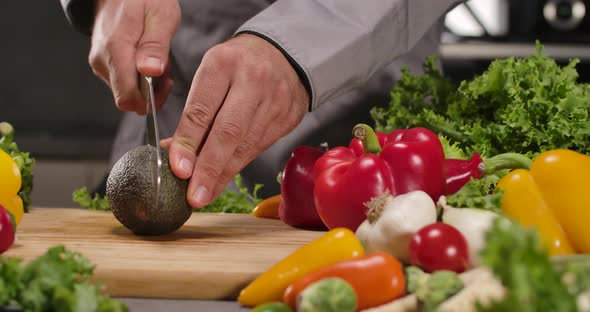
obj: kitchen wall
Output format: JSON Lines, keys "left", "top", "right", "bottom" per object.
{"left": 1, "top": 2, "right": 119, "bottom": 207}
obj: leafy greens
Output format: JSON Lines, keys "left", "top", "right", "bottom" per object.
{"left": 73, "top": 187, "right": 111, "bottom": 211}
{"left": 477, "top": 218, "right": 579, "bottom": 312}
{"left": 197, "top": 174, "right": 262, "bottom": 213}
{"left": 444, "top": 173, "right": 506, "bottom": 212}
{"left": 371, "top": 42, "right": 590, "bottom": 158}
{"left": 0, "top": 245, "right": 127, "bottom": 312}
{"left": 73, "top": 175, "right": 262, "bottom": 213}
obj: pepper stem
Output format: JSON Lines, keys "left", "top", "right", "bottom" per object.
{"left": 353, "top": 124, "right": 382, "bottom": 155}
{"left": 479, "top": 153, "right": 532, "bottom": 174}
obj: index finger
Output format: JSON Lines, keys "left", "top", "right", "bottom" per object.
{"left": 106, "top": 41, "right": 144, "bottom": 113}
{"left": 168, "top": 49, "right": 231, "bottom": 181}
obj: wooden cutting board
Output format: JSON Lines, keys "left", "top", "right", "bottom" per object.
{"left": 4, "top": 208, "right": 325, "bottom": 300}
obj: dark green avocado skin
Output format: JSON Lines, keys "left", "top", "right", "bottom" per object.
{"left": 106, "top": 145, "right": 191, "bottom": 236}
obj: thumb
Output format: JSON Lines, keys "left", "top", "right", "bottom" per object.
{"left": 136, "top": 1, "right": 180, "bottom": 77}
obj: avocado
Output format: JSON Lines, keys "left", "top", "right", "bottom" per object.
{"left": 106, "top": 145, "right": 191, "bottom": 235}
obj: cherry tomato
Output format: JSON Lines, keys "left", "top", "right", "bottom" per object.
{"left": 0, "top": 205, "right": 15, "bottom": 254}
{"left": 408, "top": 222, "right": 469, "bottom": 273}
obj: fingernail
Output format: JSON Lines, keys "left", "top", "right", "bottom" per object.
{"left": 192, "top": 185, "right": 210, "bottom": 206}
{"left": 144, "top": 57, "right": 163, "bottom": 72}
{"left": 178, "top": 158, "right": 193, "bottom": 176}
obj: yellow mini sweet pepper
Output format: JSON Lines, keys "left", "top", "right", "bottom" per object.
{"left": 237, "top": 228, "right": 364, "bottom": 307}
{"left": 497, "top": 149, "right": 590, "bottom": 255}
{"left": 0, "top": 149, "right": 23, "bottom": 224}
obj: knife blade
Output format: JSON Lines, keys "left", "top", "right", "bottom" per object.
{"left": 139, "top": 74, "right": 162, "bottom": 211}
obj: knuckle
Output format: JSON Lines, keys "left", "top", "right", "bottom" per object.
{"left": 216, "top": 121, "right": 242, "bottom": 143}
{"left": 170, "top": 2, "right": 181, "bottom": 27}
{"left": 139, "top": 40, "right": 166, "bottom": 51}
{"left": 172, "top": 136, "right": 197, "bottom": 155}
{"left": 276, "top": 79, "right": 291, "bottom": 97}
{"left": 216, "top": 170, "right": 234, "bottom": 188}
{"left": 88, "top": 42, "right": 108, "bottom": 74}
{"left": 268, "top": 101, "right": 282, "bottom": 119}
{"left": 233, "top": 140, "right": 258, "bottom": 161}
{"left": 90, "top": 63, "right": 103, "bottom": 78}
{"left": 88, "top": 50, "right": 100, "bottom": 69}
{"left": 247, "top": 61, "right": 273, "bottom": 81}
{"left": 197, "top": 162, "right": 222, "bottom": 181}
{"left": 104, "top": 37, "right": 119, "bottom": 54}
{"left": 205, "top": 44, "right": 239, "bottom": 69}
{"left": 183, "top": 104, "right": 212, "bottom": 130}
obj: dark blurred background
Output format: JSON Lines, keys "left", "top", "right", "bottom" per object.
{"left": 1, "top": 1, "right": 119, "bottom": 160}
{"left": 2, "top": 0, "right": 590, "bottom": 207}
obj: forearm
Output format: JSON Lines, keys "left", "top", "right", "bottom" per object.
{"left": 236, "top": 0, "right": 461, "bottom": 110}
{"left": 60, "top": 0, "right": 95, "bottom": 36}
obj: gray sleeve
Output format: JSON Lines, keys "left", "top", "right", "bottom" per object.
{"left": 235, "top": 0, "right": 461, "bottom": 110}
{"left": 60, "top": 0, "right": 95, "bottom": 36}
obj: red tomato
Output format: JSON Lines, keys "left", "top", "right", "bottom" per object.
{"left": 409, "top": 222, "right": 469, "bottom": 273}
{"left": 0, "top": 205, "right": 15, "bottom": 254}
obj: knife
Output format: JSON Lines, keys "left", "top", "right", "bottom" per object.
{"left": 139, "top": 74, "right": 162, "bottom": 211}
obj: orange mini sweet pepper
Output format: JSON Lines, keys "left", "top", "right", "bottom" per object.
{"left": 237, "top": 228, "right": 364, "bottom": 307}
{"left": 283, "top": 251, "right": 406, "bottom": 311}
{"left": 251, "top": 194, "right": 281, "bottom": 219}
{"left": 497, "top": 149, "right": 590, "bottom": 255}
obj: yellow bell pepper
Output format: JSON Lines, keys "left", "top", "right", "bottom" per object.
{"left": 0, "top": 149, "right": 21, "bottom": 197}
{"left": 2, "top": 195, "right": 23, "bottom": 224}
{"left": 237, "top": 228, "right": 364, "bottom": 307}
{"left": 497, "top": 168, "right": 575, "bottom": 256}
{"left": 0, "top": 149, "right": 22, "bottom": 224}
{"left": 497, "top": 149, "right": 590, "bottom": 255}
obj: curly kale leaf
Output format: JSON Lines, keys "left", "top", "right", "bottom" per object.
{"left": 371, "top": 42, "right": 590, "bottom": 158}
{"left": 445, "top": 171, "right": 507, "bottom": 212}
{"left": 73, "top": 187, "right": 111, "bottom": 211}
{"left": 198, "top": 175, "right": 263, "bottom": 213}
{"left": 0, "top": 245, "right": 127, "bottom": 312}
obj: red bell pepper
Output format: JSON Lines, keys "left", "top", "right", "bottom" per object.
{"left": 351, "top": 126, "right": 446, "bottom": 199}
{"left": 313, "top": 129, "right": 394, "bottom": 231}
{"left": 313, "top": 124, "right": 446, "bottom": 231}
{"left": 0, "top": 205, "right": 15, "bottom": 254}
{"left": 279, "top": 146, "right": 326, "bottom": 229}
{"left": 445, "top": 153, "right": 484, "bottom": 195}
{"left": 444, "top": 152, "right": 532, "bottom": 195}
{"left": 351, "top": 128, "right": 532, "bottom": 197}
{"left": 381, "top": 126, "right": 446, "bottom": 201}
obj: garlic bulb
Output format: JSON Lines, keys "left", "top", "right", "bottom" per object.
{"left": 355, "top": 190, "right": 437, "bottom": 263}
{"left": 438, "top": 196, "right": 500, "bottom": 267}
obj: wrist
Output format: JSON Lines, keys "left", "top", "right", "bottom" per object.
{"left": 236, "top": 31, "right": 313, "bottom": 112}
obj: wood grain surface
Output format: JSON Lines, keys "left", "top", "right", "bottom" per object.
{"left": 4, "top": 208, "right": 325, "bottom": 300}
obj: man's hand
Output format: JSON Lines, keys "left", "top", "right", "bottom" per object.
{"left": 89, "top": 0, "right": 180, "bottom": 114}
{"left": 168, "top": 34, "right": 309, "bottom": 208}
